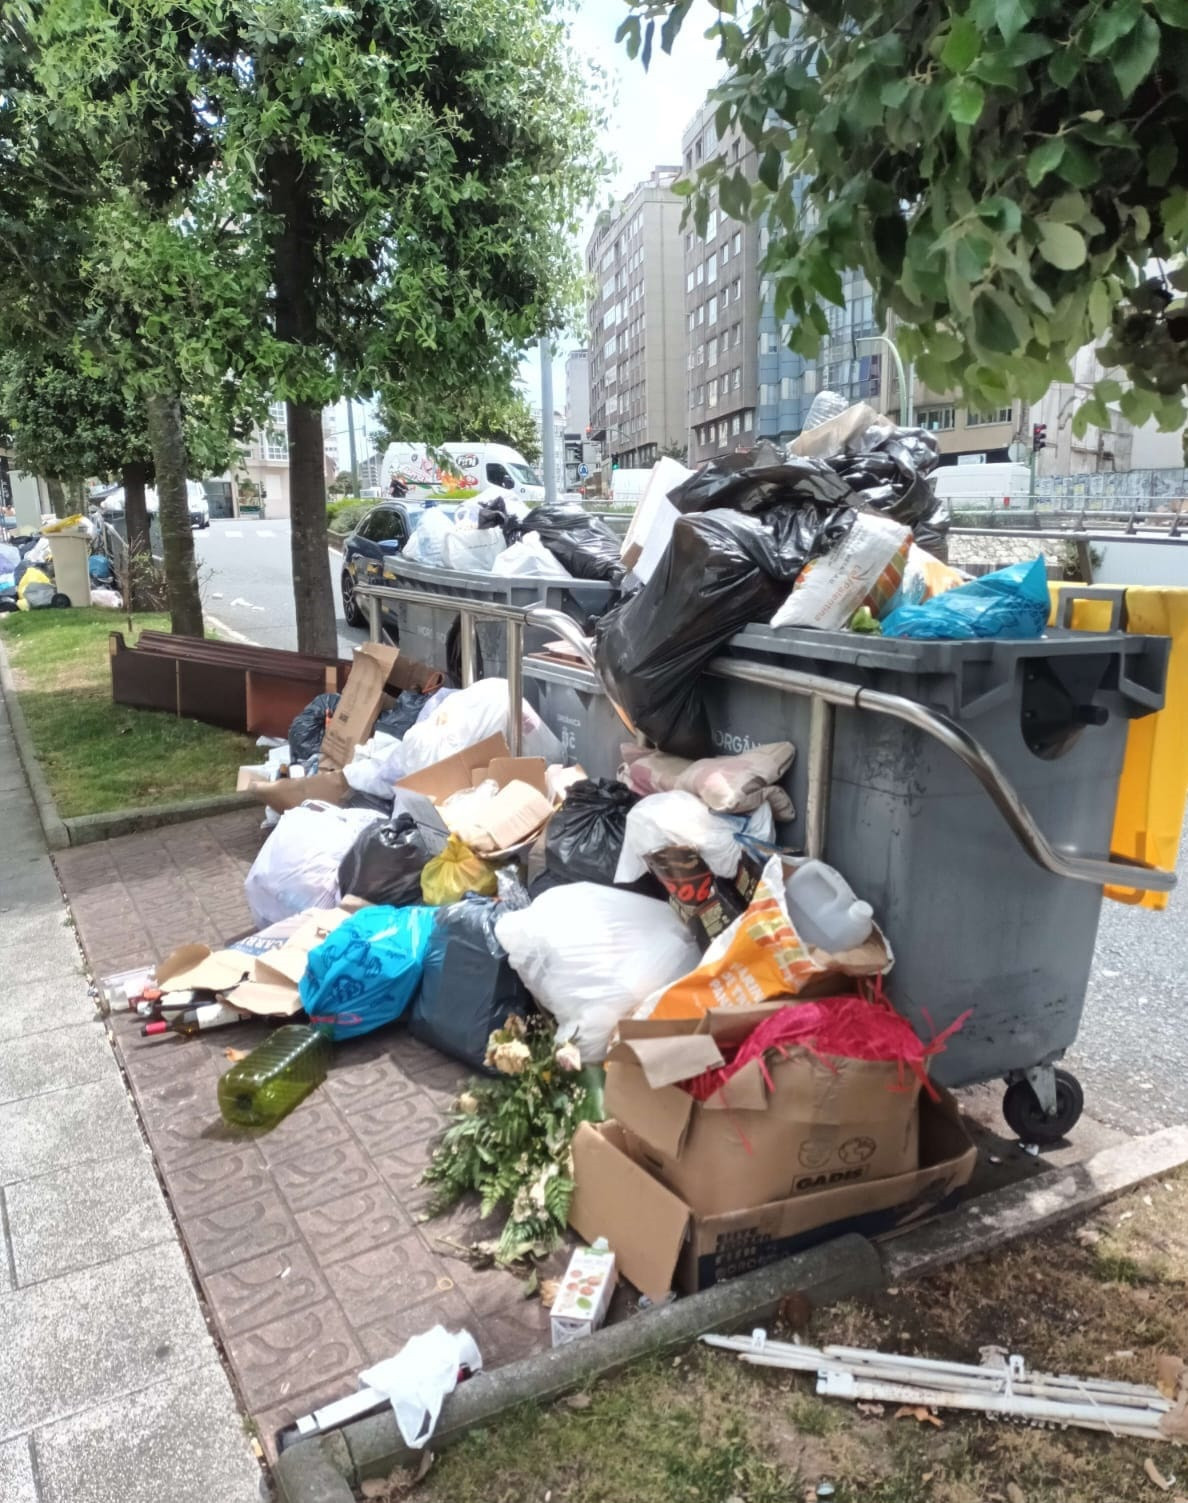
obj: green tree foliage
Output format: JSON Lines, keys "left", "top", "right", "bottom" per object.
{"left": 624, "top": 0, "right": 1188, "bottom": 435}
{"left": 0, "top": 351, "right": 149, "bottom": 485}
{"left": 381, "top": 380, "right": 544, "bottom": 463}
{"left": 24, "top": 0, "right": 602, "bottom": 653}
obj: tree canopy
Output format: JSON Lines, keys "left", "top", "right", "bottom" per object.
{"left": 381, "top": 379, "right": 544, "bottom": 463}
{"left": 625, "top": 0, "right": 1188, "bottom": 435}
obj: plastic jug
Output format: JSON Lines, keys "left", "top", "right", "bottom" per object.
{"left": 217, "top": 1024, "right": 332, "bottom": 1128}
{"left": 784, "top": 860, "right": 874, "bottom": 954}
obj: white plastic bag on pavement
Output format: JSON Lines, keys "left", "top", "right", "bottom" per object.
{"left": 400, "top": 678, "right": 562, "bottom": 773}
{"left": 89, "top": 587, "right": 123, "bottom": 609}
{"left": 360, "top": 1327, "right": 482, "bottom": 1449}
{"left": 343, "top": 730, "right": 408, "bottom": 798}
{"left": 491, "top": 535, "right": 573, "bottom": 579}
{"left": 614, "top": 790, "right": 754, "bottom": 884}
{"left": 441, "top": 524, "right": 507, "bottom": 573}
{"left": 402, "top": 506, "right": 452, "bottom": 567}
{"left": 244, "top": 802, "right": 384, "bottom": 926}
{"left": 495, "top": 885, "right": 700, "bottom": 1061}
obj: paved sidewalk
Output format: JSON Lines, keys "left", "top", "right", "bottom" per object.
{"left": 0, "top": 691, "right": 261, "bottom": 1503}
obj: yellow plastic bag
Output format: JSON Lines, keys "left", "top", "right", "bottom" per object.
{"left": 40, "top": 514, "right": 88, "bottom": 534}
{"left": 419, "top": 833, "right": 497, "bottom": 906}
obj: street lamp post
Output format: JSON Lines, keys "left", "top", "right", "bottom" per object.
{"left": 861, "top": 334, "right": 914, "bottom": 427}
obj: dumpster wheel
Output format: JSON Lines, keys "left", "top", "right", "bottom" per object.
{"left": 1002, "top": 1068, "right": 1084, "bottom": 1144}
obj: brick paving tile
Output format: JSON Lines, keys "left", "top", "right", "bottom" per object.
{"left": 53, "top": 808, "right": 570, "bottom": 1436}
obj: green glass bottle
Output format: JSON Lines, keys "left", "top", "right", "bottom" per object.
{"left": 217, "top": 1024, "right": 333, "bottom": 1128}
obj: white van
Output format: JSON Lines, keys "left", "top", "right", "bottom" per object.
{"left": 932, "top": 462, "right": 1031, "bottom": 509}
{"left": 380, "top": 442, "right": 545, "bottom": 506}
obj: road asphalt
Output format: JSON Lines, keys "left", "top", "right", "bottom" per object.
{"left": 193, "top": 517, "right": 1185, "bottom": 1137}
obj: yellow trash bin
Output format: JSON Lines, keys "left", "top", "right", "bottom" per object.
{"left": 1050, "top": 583, "right": 1188, "bottom": 909}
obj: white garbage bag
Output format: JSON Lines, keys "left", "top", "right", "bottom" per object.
{"left": 491, "top": 535, "right": 572, "bottom": 579}
{"left": 614, "top": 790, "right": 761, "bottom": 884}
{"left": 400, "top": 678, "right": 562, "bottom": 773}
{"left": 402, "top": 506, "right": 452, "bottom": 567}
{"left": 495, "top": 885, "right": 701, "bottom": 1061}
{"left": 441, "top": 525, "right": 507, "bottom": 573}
{"left": 360, "top": 1327, "right": 482, "bottom": 1450}
{"left": 244, "top": 802, "right": 384, "bottom": 927}
{"left": 342, "top": 730, "right": 407, "bottom": 799}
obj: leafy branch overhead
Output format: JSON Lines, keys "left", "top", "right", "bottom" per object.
{"left": 622, "top": 0, "right": 1188, "bottom": 434}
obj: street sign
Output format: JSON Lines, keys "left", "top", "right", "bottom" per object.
{"left": 1007, "top": 438, "right": 1030, "bottom": 463}
{"left": 577, "top": 463, "right": 589, "bottom": 479}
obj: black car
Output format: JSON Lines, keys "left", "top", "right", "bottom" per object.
{"left": 339, "top": 501, "right": 455, "bottom": 628}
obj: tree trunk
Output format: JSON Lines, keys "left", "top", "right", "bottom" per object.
{"left": 46, "top": 477, "right": 69, "bottom": 518}
{"left": 269, "top": 149, "right": 337, "bottom": 657}
{"left": 146, "top": 392, "right": 204, "bottom": 638}
{"left": 121, "top": 459, "right": 153, "bottom": 610}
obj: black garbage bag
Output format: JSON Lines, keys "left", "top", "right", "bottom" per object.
{"left": 827, "top": 425, "right": 950, "bottom": 556}
{"left": 337, "top": 793, "right": 448, "bottom": 905}
{"left": 374, "top": 690, "right": 429, "bottom": 741}
{"left": 520, "top": 506, "right": 625, "bottom": 584}
{"left": 667, "top": 444, "right": 852, "bottom": 516}
{"left": 595, "top": 502, "right": 855, "bottom": 758}
{"left": 477, "top": 496, "right": 522, "bottom": 543}
{"left": 544, "top": 778, "right": 636, "bottom": 886}
{"left": 343, "top": 789, "right": 395, "bottom": 817}
{"left": 289, "top": 693, "right": 340, "bottom": 761}
{"left": 409, "top": 896, "right": 534, "bottom": 1071}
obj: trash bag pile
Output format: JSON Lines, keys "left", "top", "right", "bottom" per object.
{"left": 0, "top": 511, "right": 123, "bottom": 612}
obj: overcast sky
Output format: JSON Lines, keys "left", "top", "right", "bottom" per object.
{"left": 519, "top": 0, "right": 724, "bottom": 412}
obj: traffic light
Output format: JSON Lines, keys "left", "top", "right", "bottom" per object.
{"left": 1032, "top": 422, "right": 1047, "bottom": 453}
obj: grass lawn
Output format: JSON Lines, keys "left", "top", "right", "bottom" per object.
{"left": 1, "top": 608, "right": 257, "bottom": 818}
{"left": 409, "top": 1171, "right": 1188, "bottom": 1503}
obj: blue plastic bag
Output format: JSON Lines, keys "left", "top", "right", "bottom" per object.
{"left": 299, "top": 904, "right": 436, "bottom": 1040}
{"left": 880, "top": 557, "right": 1050, "bottom": 641}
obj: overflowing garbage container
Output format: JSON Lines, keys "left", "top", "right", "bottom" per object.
{"left": 110, "top": 398, "right": 1185, "bottom": 1356}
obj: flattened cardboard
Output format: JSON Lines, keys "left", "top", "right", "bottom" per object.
{"left": 482, "top": 757, "right": 550, "bottom": 799}
{"left": 250, "top": 770, "right": 349, "bottom": 811}
{"left": 571, "top": 1091, "right": 975, "bottom": 1298}
{"left": 458, "top": 781, "right": 554, "bottom": 854}
{"left": 568, "top": 1122, "right": 690, "bottom": 1303}
{"left": 320, "top": 643, "right": 401, "bottom": 773}
{"left": 396, "top": 733, "right": 511, "bottom": 799}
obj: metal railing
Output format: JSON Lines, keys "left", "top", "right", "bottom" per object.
{"left": 352, "top": 580, "right": 1175, "bottom": 895}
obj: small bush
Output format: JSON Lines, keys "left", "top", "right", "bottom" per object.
{"left": 326, "top": 497, "right": 371, "bottom": 534}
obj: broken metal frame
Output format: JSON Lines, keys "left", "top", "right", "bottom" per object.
{"left": 703, "top": 1331, "right": 1186, "bottom": 1443}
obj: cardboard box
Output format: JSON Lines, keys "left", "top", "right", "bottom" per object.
{"left": 249, "top": 770, "right": 350, "bottom": 811}
{"left": 569, "top": 1090, "right": 976, "bottom": 1300}
{"left": 319, "top": 643, "right": 401, "bottom": 773}
{"left": 550, "top": 1242, "right": 617, "bottom": 1347}
{"left": 605, "top": 1008, "right": 920, "bottom": 1217}
{"left": 154, "top": 904, "right": 360, "bottom": 1016}
{"left": 396, "top": 733, "right": 553, "bottom": 855}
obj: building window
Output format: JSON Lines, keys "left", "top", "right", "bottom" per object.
{"left": 744, "top": 409, "right": 753, "bottom": 431}
{"left": 708, "top": 378, "right": 718, "bottom": 408}
{"left": 732, "top": 368, "right": 741, "bottom": 391}
{"left": 731, "top": 140, "right": 741, "bottom": 162}
{"left": 803, "top": 367, "right": 818, "bottom": 395}
{"left": 687, "top": 311, "right": 695, "bottom": 333}
{"left": 967, "top": 406, "right": 1013, "bottom": 426}
{"left": 708, "top": 294, "right": 718, "bottom": 324}
{"left": 759, "top": 278, "right": 770, "bottom": 303}
{"left": 602, "top": 277, "right": 615, "bottom": 299}
{"left": 721, "top": 239, "right": 730, "bottom": 266}
{"left": 706, "top": 208, "right": 718, "bottom": 238}
{"left": 686, "top": 270, "right": 694, "bottom": 293}
{"left": 732, "top": 278, "right": 741, "bottom": 302}
{"left": 697, "top": 305, "right": 705, "bottom": 325}
{"left": 919, "top": 406, "right": 956, "bottom": 432}
{"left": 732, "top": 231, "right": 742, "bottom": 256}
{"left": 265, "top": 428, "right": 289, "bottom": 462}
{"left": 760, "top": 383, "right": 778, "bottom": 405}
{"left": 732, "top": 414, "right": 741, "bottom": 436}
{"left": 760, "top": 331, "right": 778, "bottom": 355}
{"left": 780, "top": 375, "right": 796, "bottom": 400}
{"left": 604, "top": 334, "right": 616, "bottom": 358}
{"left": 685, "top": 149, "right": 692, "bottom": 170}
{"left": 733, "top": 323, "right": 741, "bottom": 347}
{"left": 706, "top": 252, "right": 717, "bottom": 283}
{"left": 707, "top": 336, "right": 718, "bottom": 364}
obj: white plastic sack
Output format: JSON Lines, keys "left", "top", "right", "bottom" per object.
{"left": 495, "top": 885, "right": 701, "bottom": 1061}
{"left": 491, "top": 534, "right": 573, "bottom": 579}
{"left": 416, "top": 686, "right": 455, "bottom": 722}
{"left": 615, "top": 790, "right": 756, "bottom": 884}
{"left": 441, "top": 525, "right": 507, "bottom": 573}
{"left": 0, "top": 544, "right": 19, "bottom": 574}
{"left": 89, "top": 588, "right": 123, "bottom": 609}
{"left": 244, "top": 802, "right": 384, "bottom": 927}
{"left": 24, "top": 537, "right": 53, "bottom": 566}
{"left": 343, "top": 730, "right": 407, "bottom": 798}
{"left": 402, "top": 506, "right": 452, "bottom": 567}
{"left": 771, "top": 513, "right": 911, "bottom": 631}
{"left": 399, "top": 677, "right": 563, "bottom": 774}
{"left": 360, "top": 1327, "right": 482, "bottom": 1450}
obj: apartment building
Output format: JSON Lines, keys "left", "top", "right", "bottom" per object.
{"left": 682, "top": 102, "right": 762, "bottom": 464}
{"left": 586, "top": 169, "right": 688, "bottom": 468}
{"left": 564, "top": 349, "right": 590, "bottom": 435}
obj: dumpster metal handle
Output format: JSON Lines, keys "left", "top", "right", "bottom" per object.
{"left": 524, "top": 607, "right": 640, "bottom": 737}
{"left": 707, "top": 654, "right": 1176, "bottom": 895}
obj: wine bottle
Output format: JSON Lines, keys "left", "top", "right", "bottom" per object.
{"left": 141, "top": 1001, "right": 247, "bottom": 1038}
{"left": 217, "top": 1024, "right": 333, "bottom": 1128}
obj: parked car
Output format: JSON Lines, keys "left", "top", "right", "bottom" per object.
{"left": 98, "top": 479, "right": 210, "bottom": 528}
{"left": 339, "top": 500, "right": 456, "bottom": 629}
